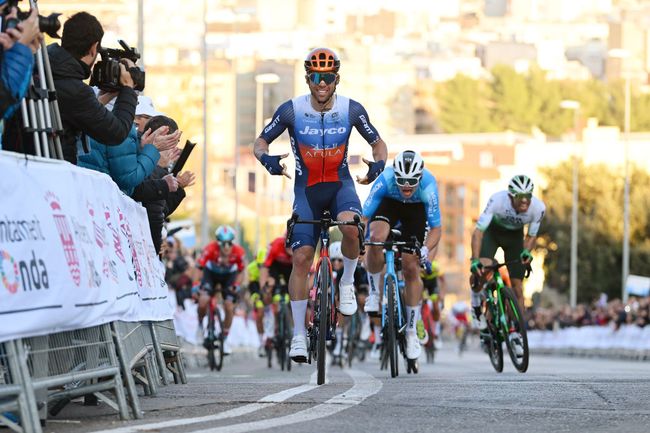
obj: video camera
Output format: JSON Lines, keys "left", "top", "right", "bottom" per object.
{"left": 90, "top": 39, "right": 146, "bottom": 92}
{"left": 1, "top": 0, "right": 61, "bottom": 39}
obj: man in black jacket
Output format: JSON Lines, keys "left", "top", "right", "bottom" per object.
{"left": 48, "top": 12, "right": 137, "bottom": 164}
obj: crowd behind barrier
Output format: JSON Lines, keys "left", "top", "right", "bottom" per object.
{"left": 0, "top": 152, "right": 187, "bottom": 433}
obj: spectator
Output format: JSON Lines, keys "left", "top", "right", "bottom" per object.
{"left": 78, "top": 95, "right": 178, "bottom": 195}
{"left": 0, "top": 4, "right": 40, "bottom": 149}
{"left": 131, "top": 115, "right": 195, "bottom": 256}
{"left": 47, "top": 11, "right": 137, "bottom": 164}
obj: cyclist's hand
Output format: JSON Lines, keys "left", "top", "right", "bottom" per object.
{"left": 356, "top": 158, "right": 385, "bottom": 185}
{"left": 260, "top": 153, "right": 291, "bottom": 179}
{"left": 470, "top": 258, "right": 483, "bottom": 275}
{"left": 520, "top": 248, "right": 533, "bottom": 264}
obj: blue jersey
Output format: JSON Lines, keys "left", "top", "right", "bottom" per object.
{"left": 362, "top": 167, "right": 441, "bottom": 228}
{"left": 259, "top": 94, "right": 380, "bottom": 188}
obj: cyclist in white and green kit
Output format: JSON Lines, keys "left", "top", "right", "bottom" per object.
{"left": 469, "top": 175, "right": 545, "bottom": 333}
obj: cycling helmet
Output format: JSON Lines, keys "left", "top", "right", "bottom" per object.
{"left": 393, "top": 150, "right": 424, "bottom": 183}
{"left": 328, "top": 241, "right": 344, "bottom": 260}
{"left": 304, "top": 47, "right": 340, "bottom": 73}
{"left": 508, "top": 174, "right": 534, "bottom": 196}
{"left": 215, "top": 225, "right": 236, "bottom": 242}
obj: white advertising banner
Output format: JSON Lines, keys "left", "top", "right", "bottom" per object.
{"left": 0, "top": 152, "right": 171, "bottom": 342}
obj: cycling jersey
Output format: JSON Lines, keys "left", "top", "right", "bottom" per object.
{"left": 260, "top": 94, "right": 381, "bottom": 188}
{"left": 476, "top": 190, "right": 545, "bottom": 236}
{"left": 362, "top": 167, "right": 441, "bottom": 229}
{"left": 263, "top": 237, "right": 292, "bottom": 268}
{"left": 198, "top": 241, "right": 245, "bottom": 275}
{"left": 261, "top": 94, "right": 381, "bottom": 248}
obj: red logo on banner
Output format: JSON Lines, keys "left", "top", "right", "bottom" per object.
{"left": 104, "top": 207, "right": 125, "bottom": 263}
{"left": 88, "top": 202, "right": 105, "bottom": 249}
{"left": 0, "top": 250, "right": 19, "bottom": 294}
{"left": 118, "top": 208, "right": 142, "bottom": 286}
{"left": 45, "top": 192, "right": 81, "bottom": 286}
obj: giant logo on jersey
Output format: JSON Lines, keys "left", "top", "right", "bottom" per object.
{"left": 298, "top": 142, "right": 346, "bottom": 186}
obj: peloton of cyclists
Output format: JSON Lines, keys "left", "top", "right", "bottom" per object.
{"left": 196, "top": 225, "right": 246, "bottom": 355}
{"left": 362, "top": 150, "right": 442, "bottom": 363}
{"left": 253, "top": 47, "right": 388, "bottom": 363}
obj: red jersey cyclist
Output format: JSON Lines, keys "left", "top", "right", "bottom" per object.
{"left": 253, "top": 47, "right": 388, "bottom": 362}
{"left": 196, "top": 225, "right": 246, "bottom": 355}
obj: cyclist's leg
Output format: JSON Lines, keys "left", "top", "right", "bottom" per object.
{"left": 399, "top": 202, "right": 427, "bottom": 360}
{"left": 502, "top": 229, "right": 526, "bottom": 309}
{"left": 476, "top": 225, "right": 499, "bottom": 324}
{"left": 334, "top": 181, "right": 363, "bottom": 315}
{"left": 365, "top": 198, "right": 397, "bottom": 312}
{"left": 197, "top": 270, "right": 216, "bottom": 327}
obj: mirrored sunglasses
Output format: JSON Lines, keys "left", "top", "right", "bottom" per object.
{"left": 219, "top": 241, "right": 233, "bottom": 247}
{"left": 514, "top": 193, "right": 532, "bottom": 200}
{"left": 395, "top": 177, "right": 419, "bottom": 187}
{"left": 308, "top": 72, "right": 337, "bottom": 85}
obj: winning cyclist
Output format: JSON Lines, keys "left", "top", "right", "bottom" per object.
{"left": 469, "top": 174, "right": 545, "bottom": 334}
{"left": 196, "top": 225, "right": 246, "bottom": 355}
{"left": 362, "top": 150, "right": 441, "bottom": 362}
{"left": 253, "top": 47, "right": 388, "bottom": 362}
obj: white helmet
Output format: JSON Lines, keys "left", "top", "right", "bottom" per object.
{"left": 393, "top": 150, "right": 424, "bottom": 186}
{"left": 328, "top": 241, "right": 343, "bottom": 260}
{"left": 508, "top": 174, "right": 534, "bottom": 196}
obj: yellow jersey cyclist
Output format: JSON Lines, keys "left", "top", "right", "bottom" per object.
{"left": 247, "top": 247, "right": 268, "bottom": 355}
{"left": 470, "top": 175, "right": 546, "bottom": 346}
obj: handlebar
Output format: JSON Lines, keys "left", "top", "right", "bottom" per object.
{"left": 479, "top": 259, "right": 532, "bottom": 279}
{"left": 285, "top": 210, "right": 366, "bottom": 254}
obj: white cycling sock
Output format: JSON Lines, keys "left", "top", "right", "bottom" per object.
{"left": 470, "top": 290, "right": 483, "bottom": 308}
{"left": 368, "top": 272, "right": 382, "bottom": 294}
{"left": 341, "top": 256, "right": 358, "bottom": 284}
{"left": 406, "top": 305, "right": 420, "bottom": 334}
{"left": 291, "top": 300, "right": 308, "bottom": 337}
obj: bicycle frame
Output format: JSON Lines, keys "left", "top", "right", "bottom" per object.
{"left": 484, "top": 267, "right": 522, "bottom": 338}
{"left": 381, "top": 248, "right": 405, "bottom": 332}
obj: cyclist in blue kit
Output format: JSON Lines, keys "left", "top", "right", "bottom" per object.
{"left": 362, "top": 150, "right": 441, "bottom": 362}
{"left": 253, "top": 47, "right": 388, "bottom": 362}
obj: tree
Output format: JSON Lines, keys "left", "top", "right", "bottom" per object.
{"left": 489, "top": 65, "right": 533, "bottom": 132}
{"left": 434, "top": 74, "right": 496, "bottom": 132}
{"left": 538, "top": 163, "right": 650, "bottom": 302}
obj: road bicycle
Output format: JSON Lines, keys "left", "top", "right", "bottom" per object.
{"left": 204, "top": 293, "right": 224, "bottom": 371}
{"left": 475, "top": 260, "right": 530, "bottom": 373}
{"left": 286, "top": 210, "right": 365, "bottom": 385}
{"left": 266, "top": 291, "right": 292, "bottom": 372}
{"left": 365, "top": 229, "right": 422, "bottom": 377}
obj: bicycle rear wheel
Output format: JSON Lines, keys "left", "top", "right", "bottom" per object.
{"left": 316, "top": 261, "right": 330, "bottom": 385}
{"left": 207, "top": 304, "right": 224, "bottom": 371}
{"left": 386, "top": 277, "right": 398, "bottom": 378}
{"left": 502, "top": 286, "right": 529, "bottom": 372}
{"left": 278, "top": 307, "right": 286, "bottom": 371}
{"left": 346, "top": 313, "right": 358, "bottom": 368}
{"left": 485, "top": 317, "right": 503, "bottom": 373}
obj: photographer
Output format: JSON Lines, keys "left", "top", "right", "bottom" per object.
{"left": 0, "top": 3, "right": 40, "bottom": 149}
{"left": 47, "top": 11, "right": 136, "bottom": 164}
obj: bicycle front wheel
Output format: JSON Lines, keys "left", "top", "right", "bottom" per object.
{"left": 386, "top": 276, "right": 398, "bottom": 378}
{"left": 502, "top": 286, "right": 529, "bottom": 372}
{"left": 316, "top": 261, "right": 330, "bottom": 385}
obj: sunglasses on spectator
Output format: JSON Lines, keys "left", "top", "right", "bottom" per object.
{"left": 395, "top": 177, "right": 419, "bottom": 187}
{"left": 308, "top": 72, "right": 337, "bottom": 85}
{"left": 219, "top": 241, "right": 233, "bottom": 247}
{"left": 513, "top": 193, "right": 532, "bottom": 200}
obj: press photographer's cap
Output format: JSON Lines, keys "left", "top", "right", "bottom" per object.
{"left": 136, "top": 95, "right": 163, "bottom": 117}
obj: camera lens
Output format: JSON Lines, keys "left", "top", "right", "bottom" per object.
{"left": 38, "top": 13, "right": 61, "bottom": 39}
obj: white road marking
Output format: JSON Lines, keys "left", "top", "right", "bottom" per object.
{"left": 191, "top": 369, "right": 382, "bottom": 433}
{"left": 90, "top": 372, "right": 318, "bottom": 433}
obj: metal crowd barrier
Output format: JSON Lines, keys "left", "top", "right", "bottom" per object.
{"left": 0, "top": 319, "right": 187, "bottom": 432}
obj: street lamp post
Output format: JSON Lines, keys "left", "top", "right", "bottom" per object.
{"left": 608, "top": 48, "right": 631, "bottom": 302}
{"left": 200, "top": 0, "right": 209, "bottom": 247}
{"left": 560, "top": 99, "right": 581, "bottom": 308}
{"left": 254, "top": 73, "right": 280, "bottom": 251}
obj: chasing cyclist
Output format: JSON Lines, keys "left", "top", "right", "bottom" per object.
{"left": 246, "top": 246, "right": 268, "bottom": 356}
{"left": 362, "top": 150, "right": 441, "bottom": 362}
{"left": 196, "top": 225, "right": 246, "bottom": 355}
{"left": 469, "top": 174, "right": 545, "bottom": 334}
{"left": 253, "top": 47, "right": 388, "bottom": 363}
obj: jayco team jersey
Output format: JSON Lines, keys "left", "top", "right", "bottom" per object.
{"left": 362, "top": 167, "right": 442, "bottom": 228}
{"left": 476, "top": 190, "right": 546, "bottom": 236}
{"left": 259, "top": 94, "right": 380, "bottom": 188}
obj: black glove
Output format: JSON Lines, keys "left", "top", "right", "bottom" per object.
{"left": 260, "top": 153, "right": 284, "bottom": 175}
{"left": 365, "top": 160, "right": 385, "bottom": 183}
